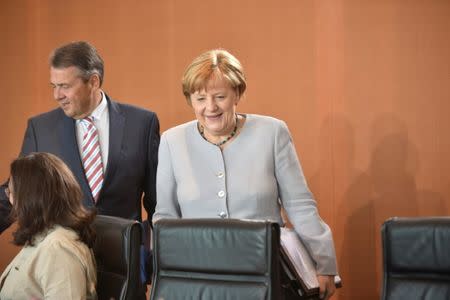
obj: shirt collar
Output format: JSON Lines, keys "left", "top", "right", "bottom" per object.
{"left": 89, "top": 91, "right": 107, "bottom": 121}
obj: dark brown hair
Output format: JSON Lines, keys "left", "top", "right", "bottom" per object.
{"left": 9, "top": 152, "right": 96, "bottom": 247}
{"left": 50, "top": 41, "right": 105, "bottom": 86}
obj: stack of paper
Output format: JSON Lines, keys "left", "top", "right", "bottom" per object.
{"left": 280, "top": 227, "right": 342, "bottom": 297}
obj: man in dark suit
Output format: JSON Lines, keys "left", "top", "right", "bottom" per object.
{"left": 0, "top": 41, "right": 159, "bottom": 288}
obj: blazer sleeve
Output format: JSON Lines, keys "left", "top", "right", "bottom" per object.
{"left": 36, "top": 242, "right": 96, "bottom": 300}
{"left": 153, "top": 133, "right": 181, "bottom": 223}
{"left": 20, "top": 118, "right": 38, "bottom": 156}
{"left": 274, "top": 120, "right": 338, "bottom": 275}
{"left": 143, "top": 112, "right": 160, "bottom": 222}
{"left": 0, "top": 119, "right": 38, "bottom": 234}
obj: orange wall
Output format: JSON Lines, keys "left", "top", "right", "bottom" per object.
{"left": 1, "top": 1, "right": 449, "bottom": 299}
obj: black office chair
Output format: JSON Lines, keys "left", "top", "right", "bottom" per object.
{"left": 381, "top": 217, "right": 450, "bottom": 300}
{"left": 92, "top": 215, "right": 143, "bottom": 300}
{"left": 150, "top": 218, "right": 281, "bottom": 300}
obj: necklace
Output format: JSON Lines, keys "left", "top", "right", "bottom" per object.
{"left": 199, "top": 115, "right": 239, "bottom": 146}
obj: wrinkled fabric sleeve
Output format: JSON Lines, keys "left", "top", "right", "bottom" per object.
{"left": 274, "top": 120, "right": 338, "bottom": 275}
{"left": 36, "top": 243, "right": 96, "bottom": 300}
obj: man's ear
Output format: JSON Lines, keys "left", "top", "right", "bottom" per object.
{"left": 89, "top": 74, "right": 101, "bottom": 89}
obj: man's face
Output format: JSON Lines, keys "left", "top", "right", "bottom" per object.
{"left": 50, "top": 66, "right": 98, "bottom": 119}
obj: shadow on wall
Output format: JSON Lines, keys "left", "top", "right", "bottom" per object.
{"left": 339, "top": 114, "right": 419, "bottom": 300}
{"left": 311, "top": 113, "right": 445, "bottom": 300}
{"left": 368, "top": 114, "right": 445, "bottom": 224}
{"left": 367, "top": 114, "right": 445, "bottom": 293}
{"left": 310, "top": 114, "right": 377, "bottom": 300}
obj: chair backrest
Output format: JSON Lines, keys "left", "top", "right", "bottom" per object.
{"left": 381, "top": 217, "right": 450, "bottom": 300}
{"left": 93, "top": 215, "right": 142, "bottom": 300}
{"left": 150, "top": 218, "right": 281, "bottom": 300}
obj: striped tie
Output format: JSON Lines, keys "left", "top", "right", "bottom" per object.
{"left": 81, "top": 117, "right": 104, "bottom": 202}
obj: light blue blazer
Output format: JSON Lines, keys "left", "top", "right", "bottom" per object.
{"left": 154, "top": 114, "right": 337, "bottom": 274}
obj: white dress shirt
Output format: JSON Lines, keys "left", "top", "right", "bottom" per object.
{"left": 76, "top": 92, "right": 109, "bottom": 172}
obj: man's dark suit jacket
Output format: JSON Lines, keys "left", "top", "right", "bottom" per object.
{"left": 0, "top": 95, "right": 160, "bottom": 233}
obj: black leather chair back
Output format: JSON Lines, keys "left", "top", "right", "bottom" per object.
{"left": 93, "top": 215, "right": 142, "bottom": 300}
{"left": 150, "top": 218, "right": 281, "bottom": 300}
{"left": 381, "top": 217, "right": 450, "bottom": 300}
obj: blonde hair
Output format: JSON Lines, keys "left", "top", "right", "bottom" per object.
{"left": 182, "top": 49, "right": 246, "bottom": 103}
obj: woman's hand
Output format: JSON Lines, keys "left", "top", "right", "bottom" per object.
{"left": 317, "top": 275, "right": 336, "bottom": 299}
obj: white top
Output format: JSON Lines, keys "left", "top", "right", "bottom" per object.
{"left": 154, "top": 114, "right": 338, "bottom": 274}
{"left": 0, "top": 226, "right": 97, "bottom": 300}
{"left": 76, "top": 92, "right": 109, "bottom": 172}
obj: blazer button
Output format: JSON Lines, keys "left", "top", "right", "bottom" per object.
{"left": 217, "top": 172, "right": 224, "bottom": 178}
{"left": 218, "top": 212, "right": 227, "bottom": 218}
{"left": 218, "top": 190, "right": 225, "bottom": 198}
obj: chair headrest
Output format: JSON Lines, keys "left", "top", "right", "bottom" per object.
{"left": 382, "top": 217, "right": 450, "bottom": 273}
{"left": 154, "top": 218, "right": 279, "bottom": 275}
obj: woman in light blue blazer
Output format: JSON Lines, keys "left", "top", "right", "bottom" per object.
{"left": 154, "top": 49, "right": 338, "bottom": 299}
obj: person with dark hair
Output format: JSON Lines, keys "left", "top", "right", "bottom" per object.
{"left": 0, "top": 152, "right": 97, "bottom": 299}
{"left": 154, "top": 49, "right": 339, "bottom": 299}
{"left": 0, "top": 41, "right": 159, "bottom": 288}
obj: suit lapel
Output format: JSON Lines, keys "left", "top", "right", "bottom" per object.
{"left": 59, "top": 114, "right": 94, "bottom": 204}
{"left": 103, "top": 96, "right": 125, "bottom": 189}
